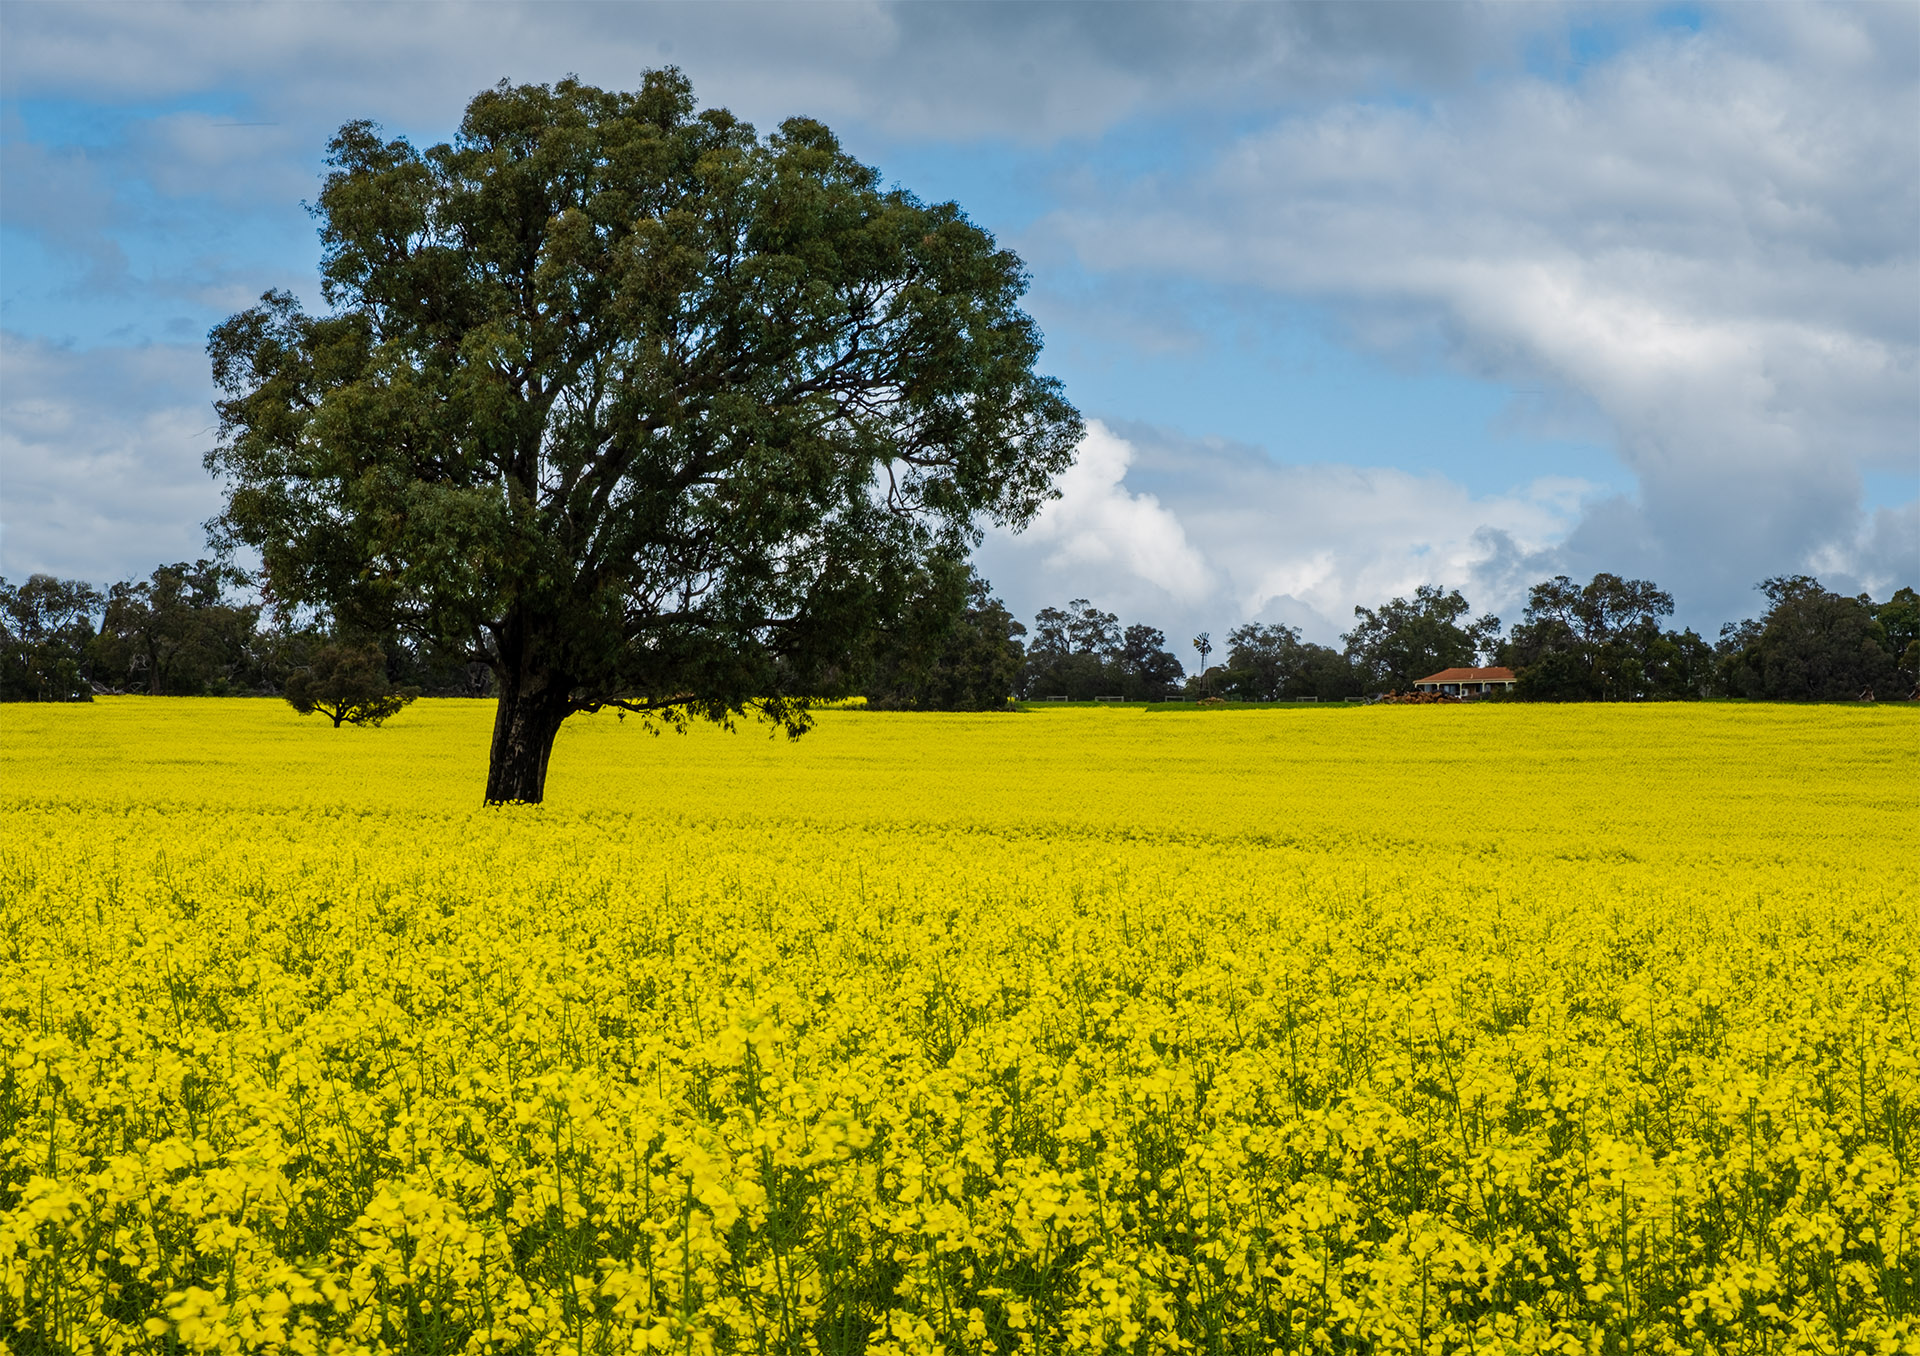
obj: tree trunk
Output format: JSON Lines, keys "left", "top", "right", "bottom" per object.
{"left": 486, "top": 660, "right": 572, "bottom": 804}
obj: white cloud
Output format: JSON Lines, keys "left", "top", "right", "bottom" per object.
{"left": 1019, "top": 420, "right": 1212, "bottom": 605}
{"left": 1808, "top": 498, "right": 1920, "bottom": 604}
{"left": 0, "top": 334, "right": 222, "bottom": 584}
{"left": 979, "top": 421, "right": 1594, "bottom": 651}
{"left": 1043, "top": 6, "right": 1920, "bottom": 624}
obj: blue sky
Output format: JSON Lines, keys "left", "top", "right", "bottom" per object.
{"left": 2, "top": 1, "right": 1915, "bottom": 647}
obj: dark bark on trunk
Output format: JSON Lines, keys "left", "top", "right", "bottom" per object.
{"left": 485, "top": 654, "right": 573, "bottom": 805}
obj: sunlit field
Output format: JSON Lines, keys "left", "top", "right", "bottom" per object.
{"left": 3, "top": 699, "right": 1916, "bottom": 1354}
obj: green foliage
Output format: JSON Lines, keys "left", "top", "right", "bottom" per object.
{"left": 1220, "top": 622, "right": 1359, "bottom": 701}
{"left": 1118, "top": 623, "right": 1187, "bottom": 700}
{"left": 92, "top": 561, "right": 260, "bottom": 697}
{"left": 0, "top": 574, "right": 103, "bottom": 701}
{"left": 283, "top": 642, "right": 420, "bottom": 727}
{"left": 1724, "top": 576, "right": 1900, "bottom": 700}
{"left": 1020, "top": 599, "right": 1184, "bottom": 700}
{"left": 1874, "top": 586, "right": 1919, "bottom": 689}
{"left": 4, "top": 561, "right": 496, "bottom": 703}
{"left": 1342, "top": 584, "right": 1500, "bottom": 694}
{"left": 1641, "top": 625, "right": 1717, "bottom": 699}
{"left": 206, "top": 71, "right": 1081, "bottom": 802}
{"left": 863, "top": 564, "right": 1026, "bottom": 711}
{"left": 1501, "top": 572, "right": 1707, "bottom": 700}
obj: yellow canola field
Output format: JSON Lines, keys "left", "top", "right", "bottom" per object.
{"left": 2, "top": 699, "right": 1916, "bottom": 1355}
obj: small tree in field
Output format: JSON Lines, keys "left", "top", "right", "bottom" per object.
{"left": 284, "top": 643, "right": 418, "bottom": 727}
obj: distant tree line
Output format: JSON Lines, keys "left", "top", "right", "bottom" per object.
{"left": 5, "top": 563, "right": 1914, "bottom": 707}
{"left": 1, "top": 562, "right": 487, "bottom": 705}
{"left": 861, "top": 567, "right": 1029, "bottom": 712}
{"left": 935, "top": 573, "right": 1913, "bottom": 707}
{"left": 1224, "top": 573, "right": 1915, "bottom": 702}
{"left": 1018, "top": 599, "right": 1187, "bottom": 701}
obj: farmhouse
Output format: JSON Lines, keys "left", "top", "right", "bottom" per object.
{"left": 1410, "top": 666, "right": 1516, "bottom": 697}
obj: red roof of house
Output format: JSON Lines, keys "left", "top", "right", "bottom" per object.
{"left": 1412, "top": 667, "right": 1515, "bottom": 684}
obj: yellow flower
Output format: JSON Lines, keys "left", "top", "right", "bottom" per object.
{"left": 1, "top": 699, "right": 1913, "bottom": 1352}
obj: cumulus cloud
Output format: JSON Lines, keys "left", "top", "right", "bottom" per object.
{"left": 978, "top": 421, "right": 1594, "bottom": 650}
{"left": 1045, "top": 5, "right": 1920, "bottom": 625}
{"left": 1017, "top": 421, "right": 1213, "bottom": 605}
{"left": 0, "top": 334, "right": 221, "bottom": 585}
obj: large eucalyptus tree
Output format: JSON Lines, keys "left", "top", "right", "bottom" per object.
{"left": 208, "top": 72, "right": 1079, "bottom": 802}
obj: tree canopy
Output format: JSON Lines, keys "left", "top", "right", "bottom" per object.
{"left": 1342, "top": 585, "right": 1500, "bottom": 694}
{"left": 0, "top": 575, "right": 102, "bottom": 702}
{"left": 861, "top": 563, "right": 1026, "bottom": 711}
{"left": 1019, "top": 598, "right": 1183, "bottom": 701}
{"left": 1717, "top": 576, "right": 1903, "bottom": 700}
{"left": 97, "top": 561, "right": 260, "bottom": 698}
{"left": 1222, "top": 623, "right": 1359, "bottom": 702}
{"left": 283, "top": 642, "right": 420, "bottom": 727}
{"left": 1501, "top": 573, "right": 1711, "bottom": 701}
{"left": 207, "top": 73, "right": 1081, "bottom": 801}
